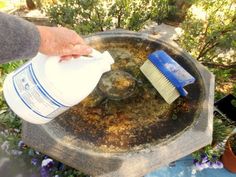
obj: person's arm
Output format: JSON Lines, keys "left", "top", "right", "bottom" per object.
{"left": 0, "top": 12, "right": 92, "bottom": 64}
{"left": 0, "top": 12, "right": 40, "bottom": 63}
{"left": 36, "top": 26, "right": 92, "bottom": 59}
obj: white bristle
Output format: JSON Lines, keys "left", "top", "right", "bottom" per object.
{"left": 140, "top": 60, "right": 180, "bottom": 104}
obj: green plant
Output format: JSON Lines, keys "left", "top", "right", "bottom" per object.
{"left": 210, "top": 68, "right": 232, "bottom": 82}
{"left": 0, "top": 109, "right": 22, "bottom": 129}
{"left": 45, "top": 0, "right": 175, "bottom": 34}
{"left": 212, "top": 116, "right": 234, "bottom": 145}
{"left": 192, "top": 114, "right": 235, "bottom": 170}
{"left": 178, "top": 0, "right": 236, "bottom": 66}
{"left": 192, "top": 145, "right": 223, "bottom": 170}
{"left": 229, "top": 133, "right": 236, "bottom": 155}
{"left": 209, "top": 67, "right": 236, "bottom": 101}
{"left": 0, "top": 61, "right": 25, "bottom": 129}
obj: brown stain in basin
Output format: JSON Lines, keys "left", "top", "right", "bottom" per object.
{"left": 56, "top": 37, "right": 201, "bottom": 152}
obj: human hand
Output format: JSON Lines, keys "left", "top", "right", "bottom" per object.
{"left": 37, "top": 26, "right": 92, "bottom": 59}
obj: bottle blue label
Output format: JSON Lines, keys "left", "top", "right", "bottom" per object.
{"left": 12, "top": 63, "right": 69, "bottom": 119}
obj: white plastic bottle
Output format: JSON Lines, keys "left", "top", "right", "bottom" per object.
{"left": 3, "top": 50, "right": 114, "bottom": 124}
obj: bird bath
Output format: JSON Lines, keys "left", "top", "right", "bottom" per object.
{"left": 22, "top": 30, "right": 215, "bottom": 177}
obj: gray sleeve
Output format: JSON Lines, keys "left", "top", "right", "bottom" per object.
{"left": 0, "top": 12, "right": 40, "bottom": 63}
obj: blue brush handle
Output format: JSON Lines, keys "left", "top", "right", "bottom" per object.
{"left": 148, "top": 50, "right": 195, "bottom": 96}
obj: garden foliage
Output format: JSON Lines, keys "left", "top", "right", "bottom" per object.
{"left": 45, "top": 0, "right": 175, "bottom": 34}
{"left": 0, "top": 61, "right": 25, "bottom": 129}
{"left": 179, "top": 0, "right": 236, "bottom": 65}
{"left": 229, "top": 134, "right": 236, "bottom": 155}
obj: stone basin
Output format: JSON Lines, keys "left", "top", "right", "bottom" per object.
{"left": 22, "top": 30, "right": 215, "bottom": 177}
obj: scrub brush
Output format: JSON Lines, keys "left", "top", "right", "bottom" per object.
{"left": 140, "top": 50, "right": 195, "bottom": 104}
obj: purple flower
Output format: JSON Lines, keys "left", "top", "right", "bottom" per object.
{"left": 41, "top": 158, "right": 54, "bottom": 170}
{"left": 201, "top": 156, "right": 208, "bottom": 163}
{"left": 207, "top": 161, "right": 214, "bottom": 168}
{"left": 31, "top": 158, "right": 38, "bottom": 166}
{"left": 202, "top": 162, "right": 209, "bottom": 169}
{"left": 18, "top": 140, "right": 24, "bottom": 149}
{"left": 195, "top": 162, "right": 205, "bottom": 171}
{"left": 216, "top": 161, "right": 224, "bottom": 168}
{"left": 40, "top": 167, "right": 49, "bottom": 177}
{"left": 193, "top": 159, "right": 198, "bottom": 164}
{"left": 212, "top": 161, "right": 223, "bottom": 169}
